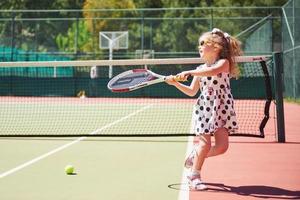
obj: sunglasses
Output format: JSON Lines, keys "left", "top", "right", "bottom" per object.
{"left": 198, "top": 40, "right": 222, "bottom": 49}
{"left": 198, "top": 40, "right": 213, "bottom": 48}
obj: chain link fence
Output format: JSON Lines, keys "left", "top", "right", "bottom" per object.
{"left": 1, "top": 5, "right": 299, "bottom": 100}
{"left": 282, "top": 0, "right": 300, "bottom": 99}
{"left": 0, "top": 7, "right": 281, "bottom": 61}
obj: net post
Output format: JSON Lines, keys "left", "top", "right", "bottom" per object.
{"left": 273, "top": 52, "right": 285, "bottom": 143}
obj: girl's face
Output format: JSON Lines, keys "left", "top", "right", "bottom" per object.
{"left": 198, "top": 34, "right": 222, "bottom": 60}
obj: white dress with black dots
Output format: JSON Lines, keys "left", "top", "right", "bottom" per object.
{"left": 191, "top": 65, "right": 238, "bottom": 135}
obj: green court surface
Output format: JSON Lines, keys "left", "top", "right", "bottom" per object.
{"left": 0, "top": 97, "right": 192, "bottom": 199}
{"left": 0, "top": 97, "right": 192, "bottom": 136}
{"left": 0, "top": 137, "right": 188, "bottom": 200}
{"left": 0, "top": 96, "right": 279, "bottom": 199}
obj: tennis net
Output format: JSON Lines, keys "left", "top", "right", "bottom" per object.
{"left": 0, "top": 56, "right": 277, "bottom": 138}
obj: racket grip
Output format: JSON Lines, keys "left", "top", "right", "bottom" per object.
{"left": 173, "top": 76, "right": 187, "bottom": 82}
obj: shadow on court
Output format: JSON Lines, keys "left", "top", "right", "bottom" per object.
{"left": 168, "top": 183, "right": 300, "bottom": 199}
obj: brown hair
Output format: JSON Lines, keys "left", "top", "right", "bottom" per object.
{"left": 200, "top": 30, "right": 243, "bottom": 77}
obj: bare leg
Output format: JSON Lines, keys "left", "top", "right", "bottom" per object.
{"left": 185, "top": 128, "right": 229, "bottom": 170}
{"left": 206, "top": 127, "right": 229, "bottom": 158}
{"left": 187, "top": 134, "right": 213, "bottom": 190}
{"left": 192, "top": 134, "right": 211, "bottom": 172}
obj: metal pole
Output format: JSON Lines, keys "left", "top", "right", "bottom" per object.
{"left": 54, "top": 66, "right": 57, "bottom": 78}
{"left": 150, "top": 21, "right": 153, "bottom": 50}
{"left": 10, "top": 13, "right": 16, "bottom": 61}
{"left": 210, "top": 8, "right": 213, "bottom": 30}
{"left": 75, "top": 16, "right": 79, "bottom": 59}
{"left": 109, "top": 40, "right": 113, "bottom": 78}
{"left": 141, "top": 10, "right": 144, "bottom": 53}
{"left": 273, "top": 52, "right": 285, "bottom": 143}
{"left": 292, "top": 0, "right": 296, "bottom": 98}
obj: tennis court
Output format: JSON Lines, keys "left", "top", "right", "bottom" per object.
{"left": 1, "top": 1, "right": 300, "bottom": 200}
{"left": 0, "top": 96, "right": 189, "bottom": 200}
{"left": 0, "top": 50, "right": 296, "bottom": 200}
{"left": 187, "top": 102, "right": 300, "bottom": 200}
{"left": 0, "top": 97, "right": 299, "bottom": 200}
{"left": 0, "top": 137, "right": 188, "bottom": 199}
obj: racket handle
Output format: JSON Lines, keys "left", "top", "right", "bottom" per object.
{"left": 173, "top": 76, "right": 187, "bottom": 82}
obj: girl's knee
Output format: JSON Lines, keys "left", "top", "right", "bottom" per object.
{"left": 197, "top": 134, "right": 212, "bottom": 153}
{"left": 217, "top": 143, "right": 229, "bottom": 154}
{"left": 198, "top": 140, "right": 211, "bottom": 152}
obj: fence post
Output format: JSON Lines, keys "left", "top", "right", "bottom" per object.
{"left": 140, "top": 10, "right": 144, "bottom": 53}
{"left": 10, "top": 12, "right": 16, "bottom": 61}
{"left": 75, "top": 14, "right": 80, "bottom": 59}
{"left": 273, "top": 52, "right": 286, "bottom": 143}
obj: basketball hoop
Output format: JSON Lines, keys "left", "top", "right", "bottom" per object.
{"left": 99, "top": 31, "right": 128, "bottom": 78}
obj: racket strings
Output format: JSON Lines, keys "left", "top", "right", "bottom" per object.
{"left": 110, "top": 72, "right": 153, "bottom": 89}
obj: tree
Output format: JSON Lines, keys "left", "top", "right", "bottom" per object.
{"left": 142, "top": 0, "right": 286, "bottom": 55}
{"left": 79, "top": 0, "right": 136, "bottom": 58}
{"left": 56, "top": 20, "right": 91, "bottom": 53}
{"left": 0, "top": 0, "right": 287, "bottom": 60}
{"left": 0, "top": 0, "right": 84, "bottom": 56}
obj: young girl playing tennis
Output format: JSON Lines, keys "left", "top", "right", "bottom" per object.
{"left": 166, "top": 28, "right": 243, "bottom": 190}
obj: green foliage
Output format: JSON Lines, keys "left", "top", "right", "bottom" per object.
{"left": 81, "top": 0, "right": 136, "bottom": 58}
{"left": 56, "top": 20, "right": 91, "bottom": 53}
{"left": 0, "top": 0, "right": 84, "bottom": 10}
{"left": 284, "top": 97, "right": 300, "bottom": 105}
{"left": 133, "top": 0, "right": 163, "bottom": 8}
{"left": 83, "top": 0, "right": 136, "bottom": 31}
{"left": 0, "top": 0, "right": 288, "bottom": 60}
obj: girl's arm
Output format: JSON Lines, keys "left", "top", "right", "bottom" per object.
{"left": 165, "top": 76, "right": 200, "bottom": 97}
{"left": 177, "top": 59, "right": 229, "bottom": 79}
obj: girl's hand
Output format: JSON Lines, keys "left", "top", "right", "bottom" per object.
{"left": 165, "top": 75, "right": 177, "bottom": 85}
{"left": 176, "top": 71, "right": 190, "bottom": 81}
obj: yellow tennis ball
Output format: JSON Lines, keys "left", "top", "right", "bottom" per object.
{"left": 64, "top": 165, "right": 74, "bottom": 175}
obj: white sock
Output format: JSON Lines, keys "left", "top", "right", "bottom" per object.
{"left": 190, "top": 170, "right": 200, "bottom": 177}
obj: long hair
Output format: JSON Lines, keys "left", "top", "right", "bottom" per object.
{"left": 200, "top": 30, "right": 243, "bottom": 78}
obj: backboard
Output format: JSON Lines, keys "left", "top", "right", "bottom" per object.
{"left": 99, "top": 31, "right": 128, "bottom": 50}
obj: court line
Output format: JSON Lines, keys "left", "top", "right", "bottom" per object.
{"left": 0, "top": 105, "right": 153, "bottom": 179}
{"left": 178, "top": 136, "right": 194, "bottom": 200}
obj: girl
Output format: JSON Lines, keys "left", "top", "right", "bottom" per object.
{"left": 166, "top": 28, "right": 243, "bottom": 190}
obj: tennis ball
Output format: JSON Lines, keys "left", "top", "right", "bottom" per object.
{"left": 64, "top": 165, "right": 74, "bottom": 175}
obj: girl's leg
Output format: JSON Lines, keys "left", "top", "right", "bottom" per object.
{"left": 188, "top": 134, "right": 211, "bottom": 190}
{"left": 192, "top": 134, "right": 211, "bottom": 172}
{"left": 206, "top": 127, "right": 229, "bottom": 158}
{"left": 186, "top": 128, "right": 229, "bottom": 190}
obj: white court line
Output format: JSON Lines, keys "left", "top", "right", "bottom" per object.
{"left": 0, "top": 105, "right": 153, "bottom": 179}
{"left": 178, "top": 136, "right": 194, "bottom": 200}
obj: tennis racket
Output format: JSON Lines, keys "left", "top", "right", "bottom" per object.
{"left": 107, "top": 69, "right": 183, "bottom": 92}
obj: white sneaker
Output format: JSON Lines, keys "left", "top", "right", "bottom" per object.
{"left": 187, "top": 174, "right": 207, "bottom": 191}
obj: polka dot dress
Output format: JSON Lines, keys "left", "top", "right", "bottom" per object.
{"left": 191, "top": 65, "right": 238, "bottom": 135}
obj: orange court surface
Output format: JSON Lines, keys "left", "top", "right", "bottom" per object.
{"left": 184, "top": 102, "right": 300, "bottom": 200}
{"left": 0, "top": 100, "right": 299, "bottom": 200}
